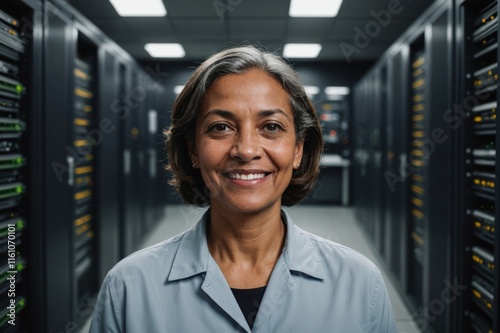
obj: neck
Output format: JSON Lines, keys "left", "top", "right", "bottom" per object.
{"left": 207, "top": 205, "right": 286, "bottom": 267}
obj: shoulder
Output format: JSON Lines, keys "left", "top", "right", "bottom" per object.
{"left": 296, "top": 225, "right": 381, "bottom": 277}
{"left": 106, "top": 231, "right": 187, "bottom": 284}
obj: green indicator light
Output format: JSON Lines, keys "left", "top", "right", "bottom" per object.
{"left": 16, "top": 186, "right": 23, "bottom": 193}
{"left": 17, "top": 157, "right": 23, "bottom": 165}
{"left": 17, "top": 220, "right": 24, "bottom": 229}
{"left": 16, "top": 85, "right": 23, "bottom": 93}
{"left": 19, "top": 299, "right": 25, "bottom": 307}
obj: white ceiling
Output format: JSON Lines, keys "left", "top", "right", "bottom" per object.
{"left": 68, "top": 0, "right": 435, "bottom": 61}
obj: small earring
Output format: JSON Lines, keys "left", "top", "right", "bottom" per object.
{"left": 192, "top": 162, "right": 196, "bottom": 168}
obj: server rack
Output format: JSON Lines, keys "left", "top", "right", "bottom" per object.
{"left": 353, "top": 1, "right": 454, "bottom": 332}
{"left": 458, "top": 0, "right": 499, "bottom": 331}
{"left": 0, "top": 1, "right": 42, "bottom": 332}
{"left": 44, "top": 4, "right": 102, "bottom": 329}
{"left": 408, "top": 41, "right": 427, "bottom": 307}
{"left": 95, "top": 47, "right": 121, "bottom": 282}
{"left": 383, "top": 48, "right": 409, "bottom": 286}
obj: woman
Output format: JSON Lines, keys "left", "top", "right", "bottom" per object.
{"left": 90, "top": 46, "right": 397, "bottom": 332}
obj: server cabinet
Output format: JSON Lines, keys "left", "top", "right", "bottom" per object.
{"left": 457, "top": 0, "right": 499, "bottom": 331}
{"left": 95, "top": 47, "right": 121, "bottom": 282}
{"left": 0, "top": 1, "right": 42, "bottom": 332}
{"left": 384, "top": 48, "right": 409, "bottom": 286}
{"left": 120, "top": 67, "right": 144, "bottom": 256}
{"left": 44, "top": 4, "right": 101, "bottom": 330}
{"left": 353, "top": 2, "right": 454, "bottom": 332}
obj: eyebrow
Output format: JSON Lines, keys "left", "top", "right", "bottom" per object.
{"left": 201, "top": 108, "right": 290, "bottom": 121}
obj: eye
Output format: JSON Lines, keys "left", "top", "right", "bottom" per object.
{"left": 208, "top": 123, "right": 230, "bottom": 132}
{"left": 263, "top": 123, "right": 284, "bottom": 132}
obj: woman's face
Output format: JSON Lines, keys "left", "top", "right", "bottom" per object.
{"left": 190, "top": 68, "right": 304, "bottom": 215}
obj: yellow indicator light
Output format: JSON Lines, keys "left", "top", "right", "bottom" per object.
{"left": 83, "top": 105, "right": 93, "bottom": 112}
{"left": 74, "top": 68, "right": 90, "bottom": 81}
{"left": 74, "top": 189, "right": 92, "bottom": 200}
{"left": 74, "top": 140, "right": 88, "bottom": 147}
{"left": 412, "top": 209, "right": 424, "bottom": 219}
{"left": 472, "top": 254, "right": 483, "bottom": 265}
{"left": 411, "top": 185, "right": 424, "bottom": 194}
{"left": 75, "top": 166, "right": 93, "bottom": 174}
{"left": 74, "top": 118, "right": 90, "bottom": 126}
{"left": 411, "top": 232, "right": 424, "bottom": 245}
{"left": 474, "top": 179, "right": 480, "bottom": 185}
{"left": 412, "top": 174, "right": 424, "bottom": 183}
{"left": 474, "top": 221, "right": 481, "bottom": 228}
{"left": 76, "top": 223, "right": 91, "bottom": 236}
{"left": 412, "top": 79, "right": 424, "bottom": 89}
{"left": 413, "top": 104, "right": 424, "bottom": 112}
{"left": 412, "top": 114, "right": 424, "bottom": 121}
{"left": 474, "top": 116, "right": 482, "bottom": 123}
{"left": 412, "top": 140, "right": 423, "bottom": 147}
{"left": 75, "top": 88, "right": 93, "bottom": 99}
{"left": 472, "top": 289, "right": 481, "bottom": 299}
{"left": 74, "top": 214, "right": 92, "bottom": 227}
{"left": 412, "top": 57, "right": 425, "bottom": 68}
{"left": 411, "top": 197, "right": 423, "bottom": 206}
{"left": 412, "top": 131, "right": 424, "bottom": 138}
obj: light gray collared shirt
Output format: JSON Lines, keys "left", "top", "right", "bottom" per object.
{"left": 90, "top": 210, "right": 398, "bottom": 333}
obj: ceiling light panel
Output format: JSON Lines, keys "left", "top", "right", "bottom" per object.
{"left": 283, "top": 43, "right": 322, "bottom": 58}
{"left": 109, "top": 0, "right": 167, "bottom": 17}
{"left": 325, "top": 86, "right": 350, "bottom": 95}
{"left": 289, "top": 0, "right": 343, "bottom": 17}
{"left": 144, "top": 43, "right": 185, "bottom": 58}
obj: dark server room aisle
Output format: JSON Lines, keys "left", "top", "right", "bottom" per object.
{"left": 80, "top": 205, "right": 421, "bottom": 333}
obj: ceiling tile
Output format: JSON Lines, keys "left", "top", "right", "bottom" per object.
{"left": 67, "top": 0, "right": 119, "bottom": 18}
{"left": 286, "top": 18, "right": 334, "bottom": 42}
{"left": 171, "top": 19, "right": 227, "bottom": 41}
{"left": 329, "top": 18, "right": 414, "bottom": 42}
{"left": 90, "top": 18, "right": 137, "bottom": 41}
{"left": 121, "top": 18, "right": 176, "bottom": 43}
{"left": 229, "top": 19, "right": 286, "bottom": 40}
{"left": 319, "top": 41, "right": 390, "bottom": 61}
{"left": 225, "top": 0, "right": 290, "bottom": 18}
{"left": 337, "top": 0, "right": 390, "bottom": 18}
{"left": 165, "top": 0, "right": 220, "bottom": 18}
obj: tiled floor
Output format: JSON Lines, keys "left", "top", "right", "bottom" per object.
{"left": 81, "top": 204, "right": 421, "bottom": 333}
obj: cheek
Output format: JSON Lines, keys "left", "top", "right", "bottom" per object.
{"left": 266, "top": 142, "right": 298, "bottom": 166}
{"left": 197, "top": 141, "right": 227, "bottom": 168}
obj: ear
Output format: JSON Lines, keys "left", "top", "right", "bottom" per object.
{"left": 187, "top": 138, "right": 198, "bottom": 167}
{"left": 293, "top": 140, "right": 304, "bottom": 169}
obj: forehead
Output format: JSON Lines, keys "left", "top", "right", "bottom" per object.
{"left": 200, "top": 69, "right": 292, "bottom": 113}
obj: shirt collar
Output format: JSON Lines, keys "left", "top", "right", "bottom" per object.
{"left": 168, "top": 209, "right": 326, "bottom": 282}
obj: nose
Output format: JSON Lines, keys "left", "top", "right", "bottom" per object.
{"left": 230, "top": 126, "right": 262, "bottom": 162}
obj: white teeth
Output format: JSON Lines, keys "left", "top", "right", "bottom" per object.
{"left": 229, "top": 173, "right": 265, "bottom": 180}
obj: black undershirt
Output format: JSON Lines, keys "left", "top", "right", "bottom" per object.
{"left": 231, "top": 286, "right": 267, "bottom": 329}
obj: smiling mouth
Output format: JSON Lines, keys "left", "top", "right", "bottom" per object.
{"left": 227, "top": 173, "right": 268, "bottom": 180}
